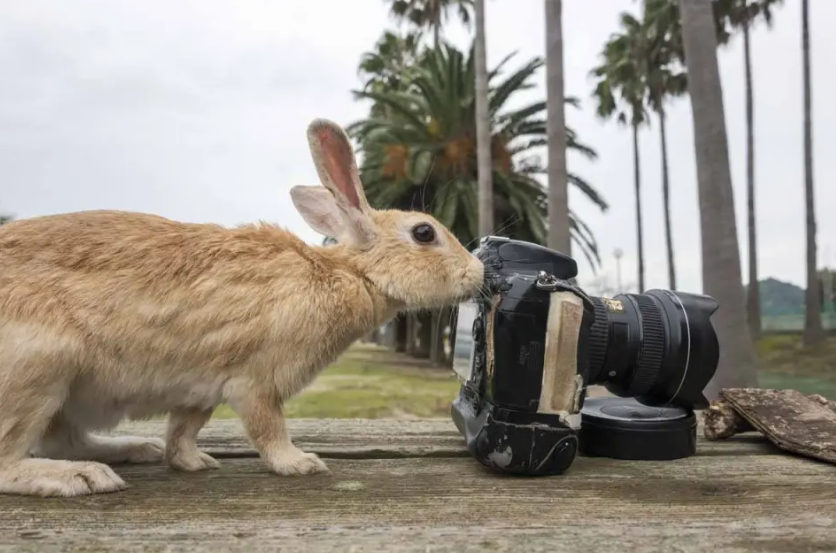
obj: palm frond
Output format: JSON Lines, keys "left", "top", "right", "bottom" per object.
{"left": 347, "top": 36, "right": 605, "bottom": 270}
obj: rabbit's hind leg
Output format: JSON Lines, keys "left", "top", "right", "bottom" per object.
{"left": 35, "top": 410, "right": 165, "bottom": 466}
{"left": 0, "top": 375, "right": 126, "bottom": 497}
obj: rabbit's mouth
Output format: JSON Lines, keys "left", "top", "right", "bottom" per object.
{"left": 448, "top": 267, "right": 485, "bottom": 304}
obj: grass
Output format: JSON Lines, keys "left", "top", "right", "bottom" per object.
{"left": 207, "top": 333, "right": 836, "bottom": 420}
{"left": 758, "top": 371, "right": 836, "bottom": 399}
{"left": 756, "top": 333, "right": 836, "bottom": 379}
{"left": 212, "top": 344, "right": 461, "bottom": 419}
{"left": 755, "top": 332, "right": 836, "bottom": 399}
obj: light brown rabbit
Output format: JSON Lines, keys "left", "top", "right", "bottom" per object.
{"left": 0, "top": 118, "right": 484, "bottom": 497}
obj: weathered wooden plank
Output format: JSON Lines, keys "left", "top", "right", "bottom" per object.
{"left": 721, "top": 388, "right": 836, "bottom": 464}
{"left": 116, "top": 418, "right": 469, "bottom": 458}
{"left": 0, "top": 454, "right": 833, "bottom": 553}
{"left": 3, "top": 521, "right": 836, "bottom": 553}
{"left": 112, "top": 417, "right": 781, "bottom": 458}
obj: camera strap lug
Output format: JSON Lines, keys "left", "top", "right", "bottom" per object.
{"left": 535, "top": 271, "right": 560, "bottom": 291}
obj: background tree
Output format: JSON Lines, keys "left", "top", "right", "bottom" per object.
{"left": 350, "top": 43, "right": 607, "bottom": 263}
{"left": 590, "top": 15, "right": 649, "bottom": 292}
{"left": 349, "top": 28, "right": 422, "bottom": 334}
{"left": 350, "top": 42, "right": 608, "bottom": 363}
{"left": 643, "top": 0, "right": 782, "bottom": 323}
{"left": 357, "top": 30, "right": 425, "bottom": 95}
{"left": 0, "top": 215, "right": 12, "bottom": 226}
{"left": 677, "top": 0, "right": 758, "bottom": 397}
{"left": 642, "top": 1, "right": 689, "bottom": 290}
{"left": 474, "top": 0, "right": 493, "bottom": 237}
{"left": 800, "top": 0, "right": 823, "bottom": 346}
{"left": 385, "top": 0, "right": 474, "bottom": 47}
{"left": 713, "top": 0, "right": 783, "bottom": 337}
{"left": 545, "top": 0, "right": 571, "bottom": 255}
{"left": 382, "top": 0, "right": 482, "bottom": 361}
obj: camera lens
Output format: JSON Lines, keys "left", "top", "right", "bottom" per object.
{"left": 585, "top": 290, "right": 720, "bottom": 410}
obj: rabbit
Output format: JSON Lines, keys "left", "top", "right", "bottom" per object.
{"left": 0, "top": 118, "right": 485, "bottom": 497}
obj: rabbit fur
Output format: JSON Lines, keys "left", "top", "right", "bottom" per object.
{"left": 0, "top": 118, "right": 485, "bottom": 497}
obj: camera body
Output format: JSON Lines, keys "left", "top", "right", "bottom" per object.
{"left": 451, "top": 236, "right": 720, "bottom": 475}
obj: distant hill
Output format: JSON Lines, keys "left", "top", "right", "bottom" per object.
{"left": 752, "top": 277, "right": 806, "bottom": 316}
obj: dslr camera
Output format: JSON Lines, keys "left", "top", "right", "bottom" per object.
{"left": 450, "top": 236, "right": 720, "bottom": 475}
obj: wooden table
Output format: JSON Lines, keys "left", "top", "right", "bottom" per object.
{"left": 1, "top": 418, "right": 834, "bottom": 552}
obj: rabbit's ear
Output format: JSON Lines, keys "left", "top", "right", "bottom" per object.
{"left": 290, "top": 185, "right": 345, "bottom": 240}
{"left": 306, "top": 118, "right": 371, "bottom": 214}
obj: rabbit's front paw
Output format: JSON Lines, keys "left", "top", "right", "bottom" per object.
{"left": 0, "top": 459, "right": 127, "bottom": 497}
{"left": 168, "top": 450, "right": 220, "bottom": 472}
{"left": 267, "top": 449, "right": 330, "bottom": 476}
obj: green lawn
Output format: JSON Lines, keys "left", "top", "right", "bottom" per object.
{"left": 212, "top": 344, "right": 461, "bottom": 419}
{"left": 755, "top": 332, "right": 836, "bottom": 399}
{"left": 757, "top": 371, "right": 836, "bottom": 399}
{"left": 209, "top": 333, "right": 836, "bottom": 420}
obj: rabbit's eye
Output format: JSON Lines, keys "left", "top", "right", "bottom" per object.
{"left": 411, "top": 223, "right": 436, "bottom": 244}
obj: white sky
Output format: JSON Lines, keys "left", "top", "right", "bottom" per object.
{"left": 0, "top": 0, "right": 833, "bottom": 295}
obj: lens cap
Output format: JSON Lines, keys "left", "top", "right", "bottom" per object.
{"left": 578, "top": 396, "right": 697, "bottom": 461}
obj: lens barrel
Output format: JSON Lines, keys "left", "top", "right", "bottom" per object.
{"left": 586, "top": 289, "right": 720, "bottom": 410}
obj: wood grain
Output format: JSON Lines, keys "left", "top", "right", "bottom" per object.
{"left": 0, "top": 418, "right": 832, "bottom": 553}
{"left": 111, "top": 417, "right": 779, "bottom": 458}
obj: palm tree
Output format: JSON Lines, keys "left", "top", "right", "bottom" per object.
{"left": 383, "top": 1, "right": 490, "bottom": 358}
{"left": 642, "top": 0, "right": 782, "bottom": 300}
{"left": 350, "top": 42, "right": 608, "bottom": 265}
{"left": 351, "top": 42, "right": 606, "bottom": 365}
{"left": 642, "top": 3, "right": 689, "bottom": 291}
{"left": 640, "top": 0, "right": 734, "bottom": 292}
{"left": 357, "top": 29, "right": 425, "bottom": 95}
{"left": 677, "top": 0, "right": 757, "bottom": 397}
{"left": 711, "top": 0, "right": 783, "bottom": 337}
{"left": 474, "top": 0, "right": 493, "bottom": 237}
{"left": 738, "top": 0, "right": 763, "bottom": 338}
{"left": 355, "top": 27, "right": 435, "bottom": 358}
{"left": 801, "top": 0, "right": 823, "bottom": 346}
{"left": 545, "top": 0, "right": 571, "bottom": 255}
{"left": 385, "top": 0, "right": 474, "bottom": 47}
{"left": 590, "top": 15, "right": 649, "bottom": 292}
{"left": 642, "top": 0, "right": 732, "bottom": 59}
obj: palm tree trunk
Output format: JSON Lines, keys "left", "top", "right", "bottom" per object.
{"left": 416, "top": 311, "right": 432, "bottom": 357}
{"left": 659, "top": 107, "right": 676, "bottom": 290}
{"left": 391, "top": 313, "right": 407, "bottom": 352}
{"left": 474, "top": 0, "right": 494, "bottom": 237}
{"left": 446, "top": 305, "right": 458, "bottom": 365}
{"left": 405, "top": 313, "right": 416, "bottom": 356}
{"left": 801, "top": 0, "right": 824, "bottom": 345}
{"left": 429, "top": 309, "right": 443, "bottom": 366}
{"left": 545, "top": 0, "right": 571, "bottom": 255}
{"left": 678, "top": 0, "right": 758, "bottom": 398}
{"left": 633, "top": 123, "right": 645, "bottom": 293}
{"left": 383, "top": 317, "right": 398, "bottom": 349}
{"left": 743, "top": 18, "right": 761, "bottom": 339}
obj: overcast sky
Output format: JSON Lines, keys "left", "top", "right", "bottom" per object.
{"left": 1, "top": 0, "right": 833, "bottom": 295}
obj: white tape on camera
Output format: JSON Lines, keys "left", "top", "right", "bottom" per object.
{"left": 538, "top": 291, "right": 585, "bottom": 429}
